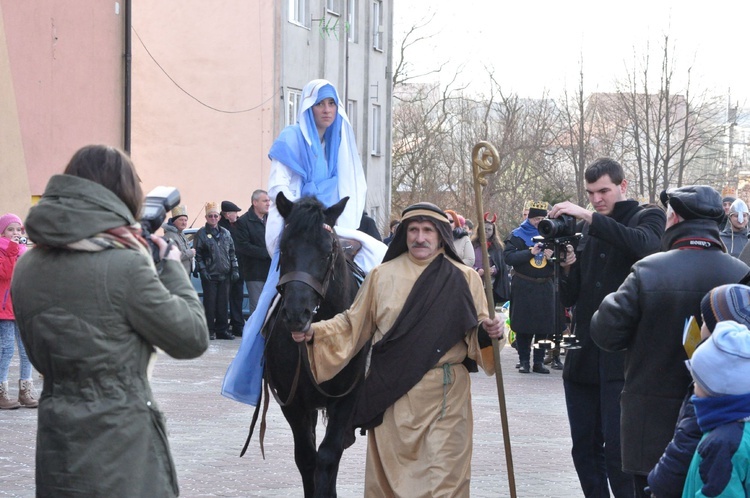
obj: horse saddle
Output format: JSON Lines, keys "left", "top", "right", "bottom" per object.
{"left": 338, "top": 237, "right": 362, "bottom": 261}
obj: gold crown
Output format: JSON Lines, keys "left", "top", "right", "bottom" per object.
{"left": 205, "top": 201, "right": 219, "bottom": 214}
{"left": 171, "top": 205, "right": 188, "bottom": 218}
{"left": 529, "top": 201, "right": 549, "bottom": 210}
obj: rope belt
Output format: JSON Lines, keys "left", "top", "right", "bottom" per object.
{"left": 435, "top": 363, "right": 456, "bottom": 420}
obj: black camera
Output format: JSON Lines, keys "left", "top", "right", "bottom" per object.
{"left": 141, "top": 186, "right": 181, "bottom": 262}
{"left": 538, "top": 214, "right": 577, "bottom": 239}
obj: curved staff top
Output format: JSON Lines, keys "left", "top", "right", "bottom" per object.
{"left": 222, "top": 79, "right": 386, "bottom": 405}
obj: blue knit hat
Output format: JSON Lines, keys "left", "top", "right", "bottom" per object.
{"left": 700, "top": 284, "right": 750, "bottom": 333}
{"left": 689, "top": 321, "right": 750, "bottom": 396}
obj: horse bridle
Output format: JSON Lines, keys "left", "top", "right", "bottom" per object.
{"left": 276, "top": 223, "right": 339, "bottom": 305}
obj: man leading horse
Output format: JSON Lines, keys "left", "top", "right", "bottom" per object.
{"left": 292, "top": 202, "right": 505, "bottom": 497}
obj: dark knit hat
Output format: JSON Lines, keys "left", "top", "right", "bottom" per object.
{"left": 659, "top": 186, "right": 723, "bottom": 222}
{"left": 700, "top": 284, "right": 750, "bottom": 333}
{"left": 723, "top": 196, "right": 737, "bottom": 204}
{"left": 221, "top": 200, "right": 241, "bottom": 213}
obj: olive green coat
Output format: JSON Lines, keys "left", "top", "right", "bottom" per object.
{"left": 12, "top": 174, "right": 209, "bottom": 497}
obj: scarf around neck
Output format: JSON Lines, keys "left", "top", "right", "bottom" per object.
{"left": 512, "top": 219, "right": 540, "bottom": 247}
{"left": 693, "top": 392, "right": 750, "bottom": 432}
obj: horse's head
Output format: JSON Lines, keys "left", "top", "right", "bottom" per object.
{"left": 276, "top": 192, "right": 349, "bottom": 332}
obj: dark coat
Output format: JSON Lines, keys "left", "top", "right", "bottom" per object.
{"left": 11, "top": 174, "right": 209, "bottom": 497}
{"left": 591, "top": 219, "right": 750, "bottom": 474}
{"left": 194, "top": 224, "right": 237, "bottom": 280}
{"left": 559, "top": 200, "right": 666, "bottom": 385}
{"left": 358, "top": 212, "right": 382, "bottom": 241}
{"left": 647, "top": 386, "right": 700, "bottom": 498}
{"left": 234, "top": 209, "right": 271, "bottom": 282}
{"left": 504, "top": 233, "right": 557, "bottom": 336}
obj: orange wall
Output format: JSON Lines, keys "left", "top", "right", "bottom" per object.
{"left": 0, "top": 0, "right": 124, "bottom": 216}
{"left": 131, "top": 2, "right": 276, "bottom": 222}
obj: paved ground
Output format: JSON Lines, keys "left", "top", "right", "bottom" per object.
{"left": 0, "top": 340, "right": 584, "bottom": 497}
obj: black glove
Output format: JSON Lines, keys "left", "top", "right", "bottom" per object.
{"left": 231, "top": 269, "right": 240, "bottom": 283}
{"left": 199, "top": 269, "right": 210, "bottom": 282}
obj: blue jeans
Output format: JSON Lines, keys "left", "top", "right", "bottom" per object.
{"left": 0, "top": 320, "right": 32, "bottom": 382}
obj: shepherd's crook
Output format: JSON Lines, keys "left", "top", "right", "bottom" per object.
{"left": 471, "top": 141, "right": 517, "bottom": 498}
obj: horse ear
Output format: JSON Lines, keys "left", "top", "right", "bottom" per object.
{"left": 324, "top": 196, "right": 349, "bottom": 227}
{"left": 276, "top": 191, "right": 293, "bottom": 219}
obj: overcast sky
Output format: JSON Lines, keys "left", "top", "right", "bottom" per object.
{"left": 393, "top": 0, "right": 750, "bottom": 106}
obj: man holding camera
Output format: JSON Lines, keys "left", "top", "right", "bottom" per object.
{"left": 548, "top": 158, "right": 666, "bottom": 497}
{"left": 194, "top": 201, "right": 240, "bottom": 341}
{"left": 504, "top": 201, "right": 558, "bottom": 374}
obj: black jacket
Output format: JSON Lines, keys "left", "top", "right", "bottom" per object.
{"left": 234, "top": 209, "right": 271, "bottom": 282}
{"left": 559, "top": 200, "right": 665, "bottom": 385}
{"left": 591, "top": 219, "right": 750, "bottom": 474}
{"left": 193, "top": 224, "right": 238, "bottom": 280}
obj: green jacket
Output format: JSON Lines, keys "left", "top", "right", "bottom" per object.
{"left": 12, "top": 174, "right": 209, "bottom": 497}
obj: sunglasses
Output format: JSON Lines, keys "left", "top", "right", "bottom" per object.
{"left": 207, "top": 214, "right": 220, "bottom": 219}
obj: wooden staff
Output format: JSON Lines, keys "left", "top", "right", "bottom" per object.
{"left": 471, "top": 141, "right": 517, "bottom": 498}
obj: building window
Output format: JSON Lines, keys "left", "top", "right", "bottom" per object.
{"left": 372, "top": 0, "right": 383, "bottom": 51}
{"left": 347, "top": 0, "right": 358, "bottom": 43}
{"left": 347, "top": 99, "right": 358, "bottom": 139}
{"left": 326, "top": 0, "right": 339, "bottom": 15}
{"left": 290, "top": 0, "right": 309, "bottom": 27}
{"left": 371, "top": 103, "right": 381, "bottom": 155}
{"left": 287, "top": 88, "right": 302, "bottom": 126}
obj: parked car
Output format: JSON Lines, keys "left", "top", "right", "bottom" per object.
{"left": 183, "top": 227, "right": 251, "bottom": 319}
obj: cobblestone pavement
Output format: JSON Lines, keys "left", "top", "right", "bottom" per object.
{"left": 1, "top": 341, "right": 585, "bottom": 497}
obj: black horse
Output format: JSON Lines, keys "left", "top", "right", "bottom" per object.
{"left": 263, "top": 192, "right": 368, "bottom": 498}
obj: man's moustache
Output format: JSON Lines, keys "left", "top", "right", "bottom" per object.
{"left": 411, "top": 243, "right": 431, "bottom": 249}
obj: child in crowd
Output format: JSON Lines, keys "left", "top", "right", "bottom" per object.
{"left": 682, "top": 319, "right": 750, "bottom": 497}
{"left": 0, "top": 213, "right": 37, "bottom": 409}
{"left": 649, "top": 283, "right": 750, "bottom": 497}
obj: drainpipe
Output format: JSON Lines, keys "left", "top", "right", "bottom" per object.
{"left": 123, "top": 0, "right": 132, "bottom": 153}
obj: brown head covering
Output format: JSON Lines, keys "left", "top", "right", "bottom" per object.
{"left": 383, "top": 202, "right": 461, "bottom": 263}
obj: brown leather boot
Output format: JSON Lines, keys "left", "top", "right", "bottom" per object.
{"left": 18, "top": 379, "right": 38, "bottom": 408}
{"left": 0, "top": 381, "right": 20, "bottom": 409}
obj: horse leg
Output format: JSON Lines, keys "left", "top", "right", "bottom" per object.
{"left": 281, "top": 405, "right": 318, "bottom": 498}
{"left": 313, "top": 394, "right": 358, "bottom": 498}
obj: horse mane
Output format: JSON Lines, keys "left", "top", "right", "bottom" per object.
{"left": 280, "top": 196, "right": 328, "bottom": 246}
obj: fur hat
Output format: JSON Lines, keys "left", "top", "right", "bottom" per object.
{"left": 171, "top": 205, "right": 188, "bottom": 219}
{"left": 688, "top": 321, "right": 750, "bottom": 397}
{"left": 660, "top": 185, "right": 723, "bottom": 222}
{"left": 527, "top": 201, "right": 549, "bottom": 219}
{"left": 0, "top": 213, "right": 23, "bottom": 234}
{"left": 205, "top": 201, "right": 220, "bottom": 215}
{"left": 701, "top": 284, "right": 750, "bottom": 334}
{"left": 221, "top": 200, "right": 241, "bottom": 213}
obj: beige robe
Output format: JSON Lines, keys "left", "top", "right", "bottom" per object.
{"left": 308, "top": 249, "right": 503, "bottom": 497}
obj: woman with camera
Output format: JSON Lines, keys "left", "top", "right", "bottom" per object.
{"left": 504, "top": 201, "right": 559, "bottom": 374}
{"left": 11, "top": 144, "right": 209, "bottom": 497}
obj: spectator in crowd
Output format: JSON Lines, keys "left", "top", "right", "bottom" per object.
{"left": 472, "top": 212, "right": 510, "bottom": 306}
{"left": 11, "top": 144, "right": 208, "bottom": 496}
{"left": 504, "top": 201, "right": 557, "bottom": 374}
{"left": 291, "top": 201, "right": 505, "bottom": 497}
{"left": 219, "top": 200, "right": 245, "bottom": 336}
{"left": 383, "top": 219, "right": 400, "bottom": 245}
{"left": 648, "top": 283, "right": 750, "bottom": 497}
{"left": 222, "top": 79, "right": 387, "bottom": 406}
{"left": 464, "top": 218, "right": 474, "bottom": 237}
{"left": 591, "top": 186, "right": 749, "bottom": 497}
{"left": 0, "top": 213, "right": 36, "bottom": 409}
{"left": 358, "top": 211, "right": 382, "bottom": 241}
{"left": 161, "top": 205, "right": 194, "bottom": 275}
{"left": 720, "top": 198, "right": 750, "bottom": 258}
{"left": 194, "top": 202, "right": 239, "bottom": 340}
{"left": 682, "top": 320, "right": 750, "bottom": 497}
{"left": 719, "top": 195, "right": 736, "bottom": 231}
{"left": 549, "top": 157, "right": 666, "bottom": 498}
{"left": 445, "top": 209, "right": 474, "bottom": 266}
{"left": 234, "top": 189, "right": 272, "bottom": 318}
